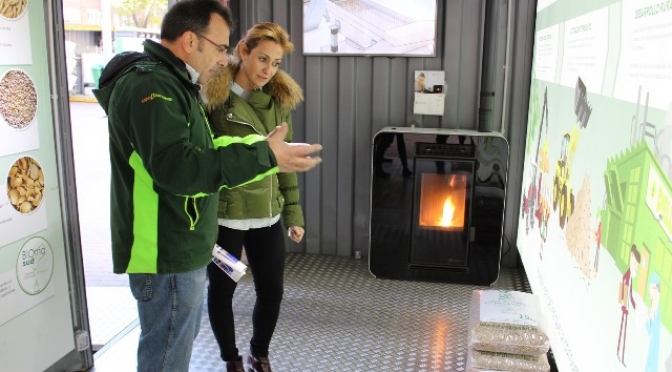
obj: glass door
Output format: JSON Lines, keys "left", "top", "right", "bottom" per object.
{"left": 411, "top": 157, "right": 475, "bottom": 268}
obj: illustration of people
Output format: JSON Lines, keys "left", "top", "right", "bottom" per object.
{"left": 617, "top": 244, "right": 641, "bottom": 366}
{"left": 644, "top": 273, "right": 661, "bottom": 372}
{"left": 592, "top": 221, "right": 601, "bottom": 278}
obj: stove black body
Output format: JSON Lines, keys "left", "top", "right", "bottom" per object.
{"left": 368, "top": 127, "right": 509, "bottom": 285}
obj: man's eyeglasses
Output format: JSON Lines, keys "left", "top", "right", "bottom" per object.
{"left": 195, "top": 32, "right": 228, "bottom": 54}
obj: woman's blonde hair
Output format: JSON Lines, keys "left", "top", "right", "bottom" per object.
{"left": 234, "top": 22, "right": 293, "bottom": 59}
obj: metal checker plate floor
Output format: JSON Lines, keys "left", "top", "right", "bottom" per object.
{"left": 91, "top": 253, "right": 531, "bottom": 372}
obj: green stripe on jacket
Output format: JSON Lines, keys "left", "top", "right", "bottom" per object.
{"left": 127, "top": 151, "right": 159, "bottom": 273}
{"left": 213, "top": 133, "right": 280, "bottom": 190}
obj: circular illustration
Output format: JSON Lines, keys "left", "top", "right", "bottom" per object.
{"left": 6, "top": 156, "right": 45, "bottom": 214}
{"left": 0, "top": 69, "right": 38, "bottom": 130}
{"left": 0, "top": 0, "right": 28, "bottom": 20}
{"left": 16, "top": 237, "right": 54, "bottom": 295}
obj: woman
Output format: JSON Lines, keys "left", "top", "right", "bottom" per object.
{"left": 203, "top": 22, "right": 304, "bottom": 372}
{"left": 414, "top": 72, "right": 428, "bottom": 92}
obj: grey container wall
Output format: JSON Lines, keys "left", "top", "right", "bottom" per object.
{"left": 234, "top": 0, "right": 536, "bottom": 265}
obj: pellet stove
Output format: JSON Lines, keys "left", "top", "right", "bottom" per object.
{"left": 369, "top": 127, "right": 508, "bottom": 285}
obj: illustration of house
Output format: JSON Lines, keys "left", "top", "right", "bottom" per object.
{"left": 600, "top": 140, "right": 672, "bottom": 333}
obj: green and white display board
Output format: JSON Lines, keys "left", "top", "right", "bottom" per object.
{"left": 0, "top": 0, "right": 91, "bottom": 370}
{"left": 518, "top": 0, "right": 672, "bottom": 371}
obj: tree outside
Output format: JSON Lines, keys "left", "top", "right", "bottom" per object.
{"left": 111, "top": 0, "right": 167, "bottom": 29}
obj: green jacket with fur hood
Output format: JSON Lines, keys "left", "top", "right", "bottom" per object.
{"left": 204, "top": 59, "right": 304, "bottom": 228}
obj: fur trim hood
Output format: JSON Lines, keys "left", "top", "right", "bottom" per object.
{"left": 203, "top": 56, "right": 304, "bottom": 112}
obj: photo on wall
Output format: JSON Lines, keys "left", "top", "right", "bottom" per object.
{"left": 302, "top": 0, "right": 438, "bottom": 57}
{"left": 413, "top": 70, "right": 445, "bottom": 116}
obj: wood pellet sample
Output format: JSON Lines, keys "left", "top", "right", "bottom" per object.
{"left": 0, "top": 69, "right": 38, "bottom": 129}
{"left": 7, "top": 156, "right": 44, "bottom": 214}
{"left": 0, "top": 0, "right": 28, "bottom": 19}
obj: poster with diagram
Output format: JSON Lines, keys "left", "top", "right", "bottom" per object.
{"left": 518, "top": 0, "right": 672, "bottom": 371}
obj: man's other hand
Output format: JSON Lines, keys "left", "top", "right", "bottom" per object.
{"left": 267, "top": 123, "right": 322, "bottom": 172}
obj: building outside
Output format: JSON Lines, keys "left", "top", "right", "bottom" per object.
{"left": 63, "top": 0, "right": 164, "bottom": 95}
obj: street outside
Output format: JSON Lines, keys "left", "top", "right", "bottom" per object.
{"left": 70, "top": 101, "right": 126, "bottom": 287}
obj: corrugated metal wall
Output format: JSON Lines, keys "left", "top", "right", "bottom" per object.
{"left": 233, "top": 0, "right": 535, "bottom": 263}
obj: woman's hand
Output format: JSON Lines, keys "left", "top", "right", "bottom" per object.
{"left": 288, "top": 226, "right": 305, "bottom": 243}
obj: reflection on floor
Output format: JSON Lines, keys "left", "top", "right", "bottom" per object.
{"left": 88, "top": 253, "right": 531, "bottom": 372}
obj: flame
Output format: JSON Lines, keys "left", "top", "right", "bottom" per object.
{"left": 440, "top": 197, "right": 456, "bottom": 226}
{"left": 418, "top": 173, "right": 466, "bottom": 230}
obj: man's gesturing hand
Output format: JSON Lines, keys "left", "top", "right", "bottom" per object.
{"left": 267, "top": 123, "right": 323, "bottom": 172}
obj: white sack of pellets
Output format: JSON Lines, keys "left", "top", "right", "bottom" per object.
{"left": 467, "top": 349, "right": 550, "bottom": 372}
{"left": 468, "top": 289, "right": 550, "bottom": 356}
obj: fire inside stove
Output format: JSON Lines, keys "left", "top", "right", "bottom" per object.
{"left": 418, "top": 173, "right": 467, "bottom": 231}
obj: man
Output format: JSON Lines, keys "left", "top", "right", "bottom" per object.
{"left": 92, "top": 1, "right": 321, "bottom": 371}
{"left": 616, "top": 244, "right": 640, "bottom": 367}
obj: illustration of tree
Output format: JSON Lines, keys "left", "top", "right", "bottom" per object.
{"left": 112, "top": 0, "right": 167, "bottom": 29}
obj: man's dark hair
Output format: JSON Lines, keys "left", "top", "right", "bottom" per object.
{"left": 161, "top": 0, "right": 235, "bottom": 42}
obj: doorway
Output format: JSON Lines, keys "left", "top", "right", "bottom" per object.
{"left": 69, "top": 101, "right": 138, "bottom": 353}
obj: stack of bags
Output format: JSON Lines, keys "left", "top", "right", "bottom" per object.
{"left": 466, "top": 289, "right": 551, "bottom": 372}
